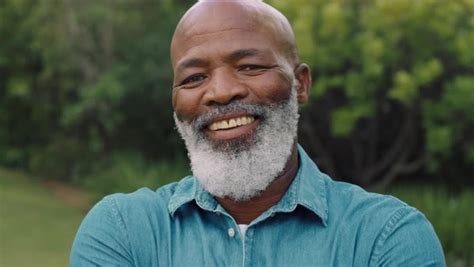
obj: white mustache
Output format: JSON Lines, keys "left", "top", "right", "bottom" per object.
{"left": 191, "top": 102, "right": 269, "bottom": 131}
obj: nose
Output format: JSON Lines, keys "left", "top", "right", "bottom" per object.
{"left": 203, "top": 69, "right": 249, "bottom": 106}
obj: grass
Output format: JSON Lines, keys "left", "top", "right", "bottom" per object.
{"left": 0, "top": 168, "right": 93, "bottom": 267}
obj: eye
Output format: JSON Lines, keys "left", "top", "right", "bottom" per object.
{"left": 179, "top": 74, "right": 207, "bottom": 87}
{"left": 239, "top": 64, "right": 266, "bottom": 71}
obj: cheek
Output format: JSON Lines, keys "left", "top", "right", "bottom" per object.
{"left": 173, "top": 89, "right": 205, "bottom": 121}
{"left": 247, "top": 71, "right": 293, "bottom": 103}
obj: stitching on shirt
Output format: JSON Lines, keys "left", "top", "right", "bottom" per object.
{"left": 368, "top": 206, "right": 414, "bottom": 266}
{"left": 296, "top": 145, "right": 329, "bottom": 225}
{"left": 319, "top": 174, "right": 329, "bottom": 221}
{"left": 167, "top": 176, "right": 194, "bottom": 214}
{"left": 287, "top": 173, "right": 299, "bottom": 209}
{"left": 312, "top": 174, "right": 329, "bottom": 224}
{"left": 296, "top": 174, "right": 329, "bottom": 226}
{"left": 108, "top": 196, "right": 134, "bottom": 260}
{"left": 196, "top": 189, "right": 218, "bottom": 212}
{"left": 169, "top": 198, "right": 194, "bottom": 217}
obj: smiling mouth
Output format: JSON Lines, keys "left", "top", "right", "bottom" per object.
{"left": 208, "top": 116, "right": 256, "bottom": 131}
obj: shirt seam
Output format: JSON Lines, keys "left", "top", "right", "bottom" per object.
{"left": 169, "top": 197, "right": 194, "bottom": 216}
{"left": 369, "top": 206, "right": 414, "bottom": 266}
{"left": 295, "top": 145, "right": 329, "bottom": 224}
{"left": 108, "top": 196, "right": 134, "bottom": 263}
{"left": 299, "top": 175, "right": 328, "bottom": 226}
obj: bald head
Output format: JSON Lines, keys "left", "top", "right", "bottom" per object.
{"left": 170, "top": 0, "right": 299, "bottom": 68}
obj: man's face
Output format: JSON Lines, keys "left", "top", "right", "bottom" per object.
{"left": 171, "top": 5, "right": 297, "bottom": 143}
{"left": 170, "top": 2, "right": 309, "bottom": 201}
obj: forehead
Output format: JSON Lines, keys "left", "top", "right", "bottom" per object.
{"left": 174, "top": 30, "right": 278, "bottom": 69}
{"left": 171, "top": 2, "right": 284, "bottom": 67}
{"left": 180, "top": 2, "right": 269, "bottom": 33}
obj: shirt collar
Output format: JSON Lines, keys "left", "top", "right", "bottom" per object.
{"left": 293, "top": 144, "right": 328, "bottom": 226}
{"left": 168, "top": 144, "right": 328, "bottom": 226}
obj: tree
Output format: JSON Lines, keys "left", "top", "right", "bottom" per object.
{"left": 0, "top": 0, "right": 193, "bottom": 180}
{"left": 270, "top": 0, "right": 474, "bottom": 188}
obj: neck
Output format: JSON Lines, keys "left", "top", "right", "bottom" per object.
{"left": 216, "top": 144, "right": 299, "bottom": 224}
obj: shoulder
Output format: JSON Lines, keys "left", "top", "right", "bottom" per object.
{"left": 73, "top": 177, "right": 186, "bottom": 234}
{"left": 99, "top": 175, "right": 195, "bottom": 219}
{"left": 325, "top": 179, "right": 410, "bottom": 220}
{"left": 70, "top": 176, "right": 195, "bottom": 265}
{"left": 324, "top": 179, "right": 445, "bottom": 265}
{"left": 325, "top": 178, "right": 428, "bottom": 234}
{"left": 106, "top": 182, "right": 175, "bottom": 210}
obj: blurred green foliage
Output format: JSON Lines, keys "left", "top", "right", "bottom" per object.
{"left": 0, "top": 0, "right": 472, "bottom": 188}
{"left": 270, "top": 0, "right": 474, "bottom": 187}
{"left": 81, "top": 152, "right": 189, "bottom": 197}
{"left": 0, "top": 0, "right": 193, "bottom": 182}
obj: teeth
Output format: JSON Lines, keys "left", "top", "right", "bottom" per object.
{"left": 208, "top": 116, "right": 255, "bottom": 131}
{"left": 228, "top": 119, "right": 237, "bottom": 128}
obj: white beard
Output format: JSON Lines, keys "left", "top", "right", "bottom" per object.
{"left": 174, "top": 84, "right": 299, "bottom": 201}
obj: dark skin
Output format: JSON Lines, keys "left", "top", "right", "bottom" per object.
{"left": 171, "top": 0, "right": 311, "bottom": 224}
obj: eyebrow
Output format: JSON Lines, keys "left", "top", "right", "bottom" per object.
{"left": 175, "top": 49, "right": 265, "bottom": 73}
{"left": 224, "top": 48, "right": 261, "bottom": 62}
{"left": 176, "top": 58, "right": 208, "bottom": 73}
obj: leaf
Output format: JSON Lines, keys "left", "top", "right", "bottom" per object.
{"left": 6, "top": 76, "right": 32, "bottom": 98}
{"left": 389, "top": 71, "right": 418, "bottom": 105}
{"left": 331, "top": 104, "right": 371, "bottom": 137}
{"left": 413, "top": 58, "right": 442, "bottom": 86}
{"left": 443, "top": 76, "right": 474, "bottom": 117}
{"left": 426, "top": 125, "right": 453, "bottom": 156}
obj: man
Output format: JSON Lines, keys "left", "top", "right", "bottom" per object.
{"left": 71, "top": 0, "right": 445, "bottom": 266}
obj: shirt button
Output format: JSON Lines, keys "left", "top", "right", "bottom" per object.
{"left": 228, "top": 228, "right": 235, "bottom": 238}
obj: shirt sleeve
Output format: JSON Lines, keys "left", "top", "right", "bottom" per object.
{"left": 370, "top": 207, "right": 446, "bottom": 267}
{"left": 70, "top": 196, "right": 134, "bottom": 266}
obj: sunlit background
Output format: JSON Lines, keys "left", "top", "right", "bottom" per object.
{"left": 0, "top": 0, "right": 473, "bottom": 266}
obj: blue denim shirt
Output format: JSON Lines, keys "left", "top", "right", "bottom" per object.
{"left": 71, "top": 146, "right": 445, "bottom": 266}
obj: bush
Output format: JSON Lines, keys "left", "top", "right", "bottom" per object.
{"left": 82, "top": 153, "right": 190, "bottom": 196}
{"left": 270, "top": 0, "right": 474, "bottom": 188}
{"left": 28, "top": 137, "right": 95, "bottom": 182}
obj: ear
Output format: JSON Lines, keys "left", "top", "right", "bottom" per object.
{"left": 294, "top": 63, "right": 311, "bottom": 104}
